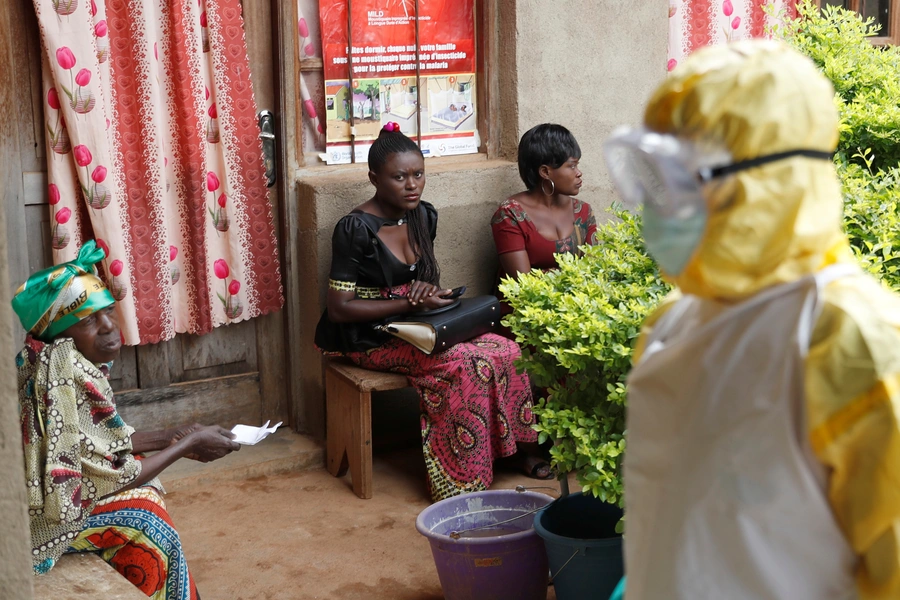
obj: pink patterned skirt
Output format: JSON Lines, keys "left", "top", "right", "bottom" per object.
{"left": 341, "top": 333, "right": 537, "bottom": 501}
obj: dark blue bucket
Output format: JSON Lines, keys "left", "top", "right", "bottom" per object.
{"left": 533, "top": 493, "right": 623, "bottom": 600}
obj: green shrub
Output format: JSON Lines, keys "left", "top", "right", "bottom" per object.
{"left": 770, "top": 1, "right": 900, "bottom": 172}
{"left": 499, "top": 207, "right": 670, "bottom": 504}
{"left": 770, "top": 1, "right": 900, "bottom": 291}
{"left": 840, "top": 159, "right": 900, "bottom": 290}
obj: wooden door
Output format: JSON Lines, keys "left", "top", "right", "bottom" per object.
{"left": 1, "top": 0, "right": 289, "bottom": 432}
{"left": 2, "top": 0, "right": 51, "bottom": 320}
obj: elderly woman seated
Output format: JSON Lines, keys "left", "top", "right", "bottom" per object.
{"left": 13, "top": 241, "right": 239, "bottom": 599}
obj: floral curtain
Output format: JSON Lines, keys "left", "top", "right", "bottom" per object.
{"left": 34, "top": 0, "right": 283, "bottom": 345}
{"left": 668, "top": 0, "right": 800, "bottom": 70}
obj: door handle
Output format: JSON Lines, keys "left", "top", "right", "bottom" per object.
{"left": 257, "top": 110, "right": 277, "bottom": 188}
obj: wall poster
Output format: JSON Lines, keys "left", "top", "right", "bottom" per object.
{"left": 319, "top": 0, "right": 478, "bottom": 164}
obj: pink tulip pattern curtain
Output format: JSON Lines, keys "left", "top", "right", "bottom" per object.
{"left": 33, "top": 0, "right": 283, "bottom": 345}
{"left": 668, "top": 0, "right": 800, "bottom": 71}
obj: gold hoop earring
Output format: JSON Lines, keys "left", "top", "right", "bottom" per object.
{"left": 541, "top": 179, "right": 555, "bottom": 196}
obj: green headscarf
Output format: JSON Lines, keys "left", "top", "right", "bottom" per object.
{"left": 12, "top": 241, "right": 116, "bottom": 340}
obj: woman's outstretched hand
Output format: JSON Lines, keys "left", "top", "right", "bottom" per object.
{"left": 166, "top": 423, "right": 203, "bottom": 460}
{"left": 183, "top": 426, "right": 240, "bottom": 463}
{"left": 114, "top": 425, "right": 239, "bottom": 495}
{"left": 169, "top": 423, "right": 201, "bottom": 443}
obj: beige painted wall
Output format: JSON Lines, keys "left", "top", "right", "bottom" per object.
{"left": 0, "top": 187, "right": 34, "bottom": 598}
{"left": 295, "top": 1, "right": 669, "bottom": 438}
{"left": 515, "top": 0, "right": 669, "bottom": 211}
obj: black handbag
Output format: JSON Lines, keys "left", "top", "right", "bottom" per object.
{"left": 377, "top": 295, "right": 501, "bottom": 354}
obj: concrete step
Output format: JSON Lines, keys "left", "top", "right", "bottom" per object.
{"left": 34, "top": 553, "right": 146, "bottom": 599}
{"left": 159, "top": 430, "right": 324, "bottom": 492}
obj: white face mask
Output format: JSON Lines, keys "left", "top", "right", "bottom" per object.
{"left": 603, "top": 127, "right": 832, "bottom": 219}
{"left": 641, "top": 204, "right": 708, "bottom": 276}
{"left": 603, "top": 127, "right": 834, "bottom": 276}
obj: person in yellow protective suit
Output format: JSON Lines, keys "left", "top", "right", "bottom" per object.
{"left": 602, "top": 40, "right": 900, "bottom": 600}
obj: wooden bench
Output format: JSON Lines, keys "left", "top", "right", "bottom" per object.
{"left": 33, "top": 553, "right": 145, "bottom": 599}
{"left": 325, "top": 361, "right": 410, "bottom": 499}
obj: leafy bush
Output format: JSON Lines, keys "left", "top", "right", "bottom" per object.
{"left": 499, "top": 207, "right": 670, "bottom": 504}
{"left": 770, "top": 1, "right": 900, "bottom": 172}
{"left": 840, "top": 160, "right": 900, "bottom": 290}
{"left": 773, "top": 1, "right": 900, "bottom": 290}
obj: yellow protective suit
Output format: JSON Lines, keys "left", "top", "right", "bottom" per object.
{"left": 636, "top": 40, "right": 900, "bottom": 599}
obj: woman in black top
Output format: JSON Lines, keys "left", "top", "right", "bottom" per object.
{"left": 316, "top": 125, "right": 545, "bottom": 501}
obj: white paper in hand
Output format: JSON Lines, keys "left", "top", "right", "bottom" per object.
{"left": 230, "top": 420, "right": 283, "bottom": 445}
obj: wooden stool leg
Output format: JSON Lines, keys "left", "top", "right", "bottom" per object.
{"left": 348, "top": 389, "right": 373, "bottom": 499}
{"left": 325, "top": 369, "right": 349, "bottom": 478}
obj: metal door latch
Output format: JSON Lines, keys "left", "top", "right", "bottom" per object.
{"left": 257, "top": 110, "right": 276, "bottom": 188}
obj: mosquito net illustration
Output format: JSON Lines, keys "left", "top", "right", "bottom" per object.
{"left": 428, "top": 75, "right": 475, "bottom": 130}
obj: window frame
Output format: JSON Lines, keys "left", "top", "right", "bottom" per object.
{"left": 818, "top": 0, "right": 900, "bottom": 45}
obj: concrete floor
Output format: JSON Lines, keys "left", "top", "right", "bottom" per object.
{"left": 161, "top": 433, "right": 563, "bottom": 600}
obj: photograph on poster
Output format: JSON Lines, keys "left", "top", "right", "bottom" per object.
{"left": 324, "top": 79, "right": 384, "bottom": 142}
{"left": 382, "top": 78, "right": 418, "bottom": 122}
{"left": 427, "top": 74, "right": 475, "bottom": 132}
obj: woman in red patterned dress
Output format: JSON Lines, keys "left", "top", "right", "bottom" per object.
{"left": 491, "top": 124, "right": 598, "bottom": 328}
{"left": 315, "top": 125, "right": 546, "bottom": 499}
{"left": 489, "top": 125, "right": 597, "bottom": 477}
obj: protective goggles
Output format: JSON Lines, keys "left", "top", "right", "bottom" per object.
{"left": 602, "top": 127, "right": 833, "bottom": 217}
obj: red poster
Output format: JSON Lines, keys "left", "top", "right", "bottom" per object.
{"left": 319, "top": 0, "right": 478, "bottom": 164}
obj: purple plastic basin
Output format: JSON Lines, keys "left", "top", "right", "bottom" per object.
{"left": 416, "top": 490, "right": 554, "bottom": 600}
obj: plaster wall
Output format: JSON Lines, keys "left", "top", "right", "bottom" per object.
{"left": 0, "top": 193, "right": 34, "bottom": 597}
{"left": 514, "top": 0, "right": 670, "bottom": 209}
{"left": 295, "top": 1, "right": 669, "bottom": 438}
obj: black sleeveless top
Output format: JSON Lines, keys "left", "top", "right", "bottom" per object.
{"left": 314, "top": 202, "right": 438, "bottom": 353}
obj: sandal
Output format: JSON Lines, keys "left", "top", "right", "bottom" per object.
{"left": 500, "top": 448, "right": 555, "bottom": 480}
{"left": 524, "top": 456, "right": 554, "bottom": 481}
